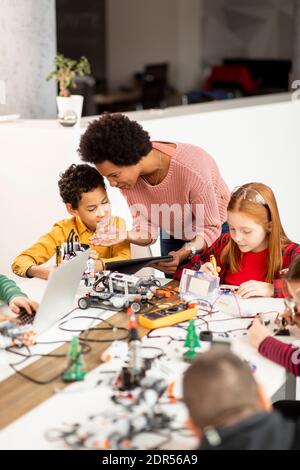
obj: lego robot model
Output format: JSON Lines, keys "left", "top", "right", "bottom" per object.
{"left": 78, "top": 272, "right": 161, "bottom": 312}
{"left": 82, "top": 258, "right": 97, "bottom": 287}
{"left": 55, "top": 229, "right": 97, "bottom": 287}
{"left": 116, "top": 308, "right": 145, "bottom": 390}
{"left": 0, "top": 321, "right": 36, "bottom": 348}
{"left": 46, "top": 375, "right": 170, "bottom": 450}
{"left": 46, "top": 312, "right": 170, "bottom": 450}
{"left": 56, "top": 229, "right": 88, "bottom": 265}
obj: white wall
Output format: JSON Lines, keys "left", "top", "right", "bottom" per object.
{"left": 0, "top": 0, "right": 57, "bottom": 118}
{"left": 106, "top": 0, "right": 203, "bottom": 93}
{"left": 1, "top": 93, "right": 299, "bottom": 278}
{"left": 0, "top": 122, "right": 80, "bottom": 278}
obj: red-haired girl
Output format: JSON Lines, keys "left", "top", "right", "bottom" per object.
{"left": 174, "top": 183, "right": 300, "bottom": 299}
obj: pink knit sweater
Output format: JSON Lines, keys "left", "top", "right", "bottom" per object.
{"left": 121, "top": 142, "right": 230, "bottom": 246}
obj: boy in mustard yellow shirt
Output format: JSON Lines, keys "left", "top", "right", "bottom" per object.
{"left": 12, "top": 164, "right": 131, "bottom": 280}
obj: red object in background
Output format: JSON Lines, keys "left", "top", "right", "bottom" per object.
{"left": 204, "top": 65, "right": 260, "bottom": 94}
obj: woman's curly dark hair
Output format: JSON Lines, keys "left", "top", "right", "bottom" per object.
{"left": 79, "top": 113, "right": 152, "bottom": 166}
{"left": 58, "top": 164, "right": 106, "bottom": 209}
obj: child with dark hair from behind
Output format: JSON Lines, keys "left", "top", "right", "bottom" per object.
{"left": 12, "top": 164, "right": 131, "bottom": 280}
{"left": 183, "top": 349, "right": 300, "bottom": 450}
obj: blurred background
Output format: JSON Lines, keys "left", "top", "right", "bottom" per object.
{"left": 1, "top": 0, "right": 300, "bottom": 118}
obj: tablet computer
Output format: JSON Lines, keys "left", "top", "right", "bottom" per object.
{"left": 105, "top": 255, "right": 173, "bottom": 275}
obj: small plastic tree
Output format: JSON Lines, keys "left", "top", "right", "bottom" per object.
{"left": 63, "top": 336, "right": 86, "bottom": 381}
{"left": 47, "top": 53, "right": 91, "bottom": 97}
{"left": 184, "top": 318, "right": 200, "bottom": 359}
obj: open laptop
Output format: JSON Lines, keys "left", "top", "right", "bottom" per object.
{"left": 18, "top": 249, "right": 90, "bottom": 334}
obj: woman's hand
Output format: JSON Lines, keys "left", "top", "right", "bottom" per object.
{"left": 9, "top": 296, "right": 39, "bottom": 315}
{"left": 151, "top": 251, "right": 178, "bottom": 274}
{"left": 199, "top": 262, "right": 221, "bottom": 277}
{"left": 237, "top": 281, "right": 274, "bottom": 299}
{"left": 248, "top": 317, "right": 271, "bottom": 349}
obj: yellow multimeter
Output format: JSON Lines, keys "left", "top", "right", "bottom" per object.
{"left": 138, "top": 303, "right": 197, "bottom": 329}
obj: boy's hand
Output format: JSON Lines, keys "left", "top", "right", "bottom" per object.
{"left": 199, "top": 262, "right": 221, "bottom": 277}
{"left": 89, "top": 226, "right": 127, "bottom": 246}
{"left": 26, "top": 265, "right": 55, "bottom": 280}
{"left": 9, "top": 296, "right": 39, "bottom": 315}
{"left": 237, "top": 281, "right": 274, "bottom": 298}
{"left": 89, "top": 249, "right": 100, "bottom": 260}
{"left": 248, "top": 317, "right": 271, "bottom": 349}
{"left": 94, "top": 259, "right": 105, "bottom": 272}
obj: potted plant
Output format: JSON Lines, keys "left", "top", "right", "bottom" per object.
{"left": 47, "top": 53, "right": 91, "bottom": 125}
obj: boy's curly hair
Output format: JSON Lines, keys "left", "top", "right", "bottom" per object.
{"left": 58, "top": 164, "right": 106, "bottom": 209}
{"left": 79, "top": 113, "right": 152, "bottom": 166}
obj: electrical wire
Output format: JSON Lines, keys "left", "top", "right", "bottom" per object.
{"left": 7, "top": 341, "right": 92, "bottom": 385}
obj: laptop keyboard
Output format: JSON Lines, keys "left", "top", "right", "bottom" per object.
{"left": 18, "top": 309, "right": 36, "bottom": 325}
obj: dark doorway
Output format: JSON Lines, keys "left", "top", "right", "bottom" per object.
{"left": 56, "top": 0, "right": 106, "bottom": 111}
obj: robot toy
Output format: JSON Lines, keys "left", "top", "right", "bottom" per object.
{"left": 78, "top": 272, "right": 161, "bottom": 312}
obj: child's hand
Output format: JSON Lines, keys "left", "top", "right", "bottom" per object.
{"left": 0, "top": 311, "right": 19, "bottom": 323}
{"left": 26, "top": 265, "right": 55, "bottom": 280}
{"left": 237, "top": 281, "right": 274, "bottom": 298}
{"left": 9, "top": 296, "right": 39, "bottom": 315}
{"left": 199, "top": 262, "right": 221, "bottom": 277}
{"left": 280, "top": 308, "right": 300, "bottom": 328}
{"left": 89, "top": 249, "right": 100, "bottom": 260}
{"left": 89, "top": 226, "right": 127, "bottom": 246}
{"left": 280, "top": 307, "right": 294, "bottom": 326}
{"left": 248, "top": 317, "right": 271, "bottom": 349}
{"left": 94, "top": 259, "right": 105, "bottom": 272}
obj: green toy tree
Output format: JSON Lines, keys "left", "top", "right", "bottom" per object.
{"left": 63, "top": 336, "right": 86, "bottom": 381}
{"left": 184, "top": 318, "right": 200, "bottom": 359}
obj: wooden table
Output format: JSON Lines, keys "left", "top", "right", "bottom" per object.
{"left": 0, "top": 282, "right": 181, "bottom": 430}
{"left": 0, "top": 283, "right": 291, "bottom": 434}
{"left": 0, "top": 310, "right": 150, "bottom": 430}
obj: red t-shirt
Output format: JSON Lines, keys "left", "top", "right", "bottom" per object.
{"left": 224, "top": 248, "right": 268, "bottom": 285}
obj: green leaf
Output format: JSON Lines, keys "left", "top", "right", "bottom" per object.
{"left": 46, "top": 53, "right": 92, "bottom": 94}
